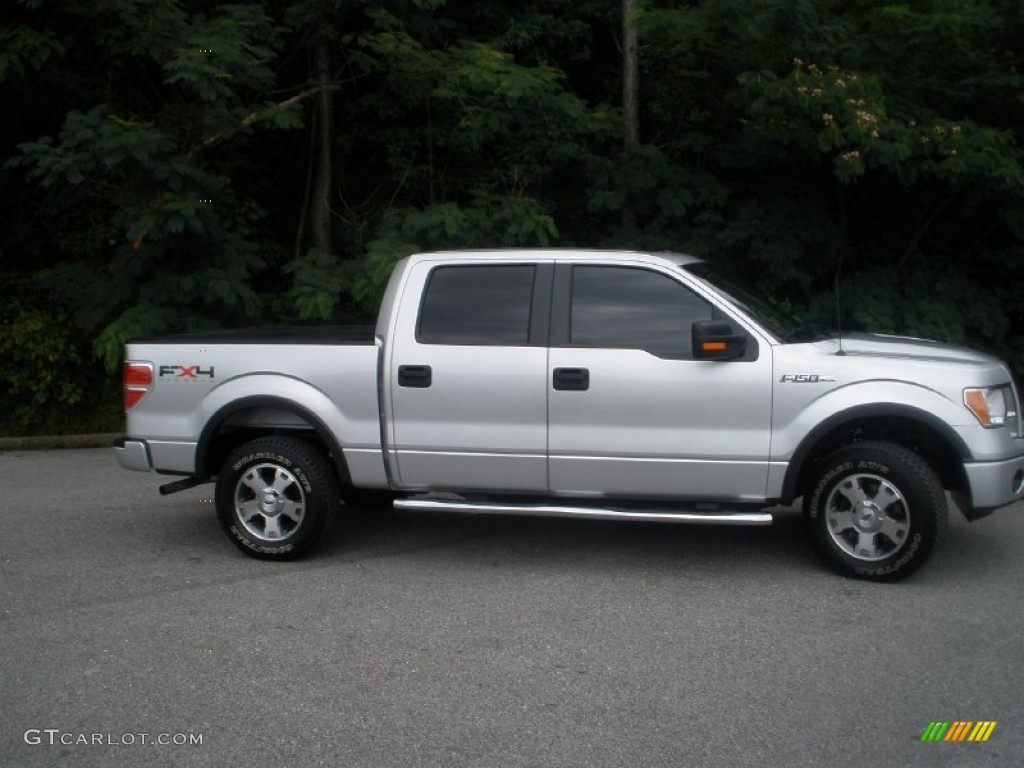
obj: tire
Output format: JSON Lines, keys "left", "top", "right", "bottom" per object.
{"left": 803, "top": 441, "right": 947, "bottom": 581}
{"left": 215, "top": 436, "right": 340, "bottom": 560}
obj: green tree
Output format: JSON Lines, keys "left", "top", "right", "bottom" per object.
{"left": 5, "top": 1, "right": 308, "bottom": 375}
{"left": 285, "top": 0, "right": 615, "bottom": 313}
{"left": 3, "top": 0, "right": 1024, "bottom": 436}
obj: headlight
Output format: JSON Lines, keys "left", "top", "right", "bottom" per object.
{"left": 964, "top": 385, "right": 1017, "bottom": 430}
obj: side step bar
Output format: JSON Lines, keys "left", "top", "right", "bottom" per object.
{"left": 393, "top": 498, "right": 773, "bottom": 526}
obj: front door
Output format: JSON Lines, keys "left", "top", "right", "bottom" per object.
{"left": 547, "top": 263, "right": 773, "bottom": 501}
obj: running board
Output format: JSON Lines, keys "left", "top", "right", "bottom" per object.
{"left": 392, "top": 498, "right": 772, "bottom": 526}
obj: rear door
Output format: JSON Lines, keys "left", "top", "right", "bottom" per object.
{"left": 386, "top": 259, "right": 552, "bottom": 492}
{"left": 547, "top": 262, "right": 773, "bottom": 500}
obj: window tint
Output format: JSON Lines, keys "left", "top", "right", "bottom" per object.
{"left": 419, "top": 265, "right": 535, "bottom": 345}
{"left": 570, "top": 266, "right": 712, "bottom": 357}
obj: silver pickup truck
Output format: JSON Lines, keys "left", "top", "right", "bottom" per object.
{"left": 116, "top": 249, "right": 1024, "bottom": 580}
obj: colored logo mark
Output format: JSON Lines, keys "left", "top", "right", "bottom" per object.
{"left": 921, "top": 721, "right": 997, "bottom": 742}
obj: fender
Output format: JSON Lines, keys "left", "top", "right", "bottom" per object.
{"left": 772, "top": 378, "right": 972, "bottom": 462}
{"left": 195, "top": 393, "right": 353, "bottom": 487}
{"left": 186, "top": 369, "right": 376, "bottom": 448}
{"left": 778, "top": 402, "right": 972, "bottom": 503}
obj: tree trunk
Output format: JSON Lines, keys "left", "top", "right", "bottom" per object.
{"left": 311, "top": 35, "right": 333, "bottom": 255}
{"left": 622, "top": 0, "right": 639, "bottom": 229}
{"left": 623, "top": 0, "right": 639, "bottom": 149}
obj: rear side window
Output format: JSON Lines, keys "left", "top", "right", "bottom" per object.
{"left": 418, "top": 265, "right": 536, "bottom": 345}
{"left": 570, "top": 266, "right": 713, "bottom": 358}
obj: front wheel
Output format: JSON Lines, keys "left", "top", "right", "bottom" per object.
{"left": 215, "top": 436, "right": 340, "bottom": 560}
{"left": 804, "top": 441, "right": 947, "bottom": 581}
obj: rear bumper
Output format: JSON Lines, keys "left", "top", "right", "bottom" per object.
{"left": 114, "top": 437, "right": 153, "bottom": 472}
{"left": 964, "top": 453, "right": 1024, "bottom": 514}
{"left": 115, "top": 437, "right": 198, "bottom": 474}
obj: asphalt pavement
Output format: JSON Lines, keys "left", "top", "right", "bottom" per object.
{"left": 1, "top": 447, "right": 1022, "bottom": 767}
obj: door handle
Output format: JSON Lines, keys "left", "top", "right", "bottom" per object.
{"left": 398, "top": 364, "right": 432, "bottom": 388}
{"left": 553, "top": 367, "right": 589, "bottom": 391}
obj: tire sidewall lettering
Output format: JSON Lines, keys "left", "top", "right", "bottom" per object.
{"left": 808, "top": 460, "right": 854, "bottom": 519}
{"left": 232, "top": 451, "right": 294, "bottom": 473}
{"left": 229, "top": 524, "right": 296, "bottom": 555}
{"left": 853, "top": 532, "right": 921, "bottom": 576}
{"left": 293, "top": 467, "right": 312, "bottom": 494}
{"left": 855, "top": 460, "right": 890, "bottom": 474}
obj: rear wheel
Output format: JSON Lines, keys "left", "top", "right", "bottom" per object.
{"left": 215, "top": 436, "right": 340, "bottom": 560}
{"left": 803, "top": 441, "right": 947, "bottom": 581}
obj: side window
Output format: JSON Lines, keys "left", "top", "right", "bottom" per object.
{"left": 570, "top": 266, "right": 713, "bottom": 358}
{"left": 418, "top": 265, "right": 535, "bottom": 345}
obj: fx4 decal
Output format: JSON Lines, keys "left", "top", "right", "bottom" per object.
{"left": 159, "top": 365, "right": 215, "bottom": 379}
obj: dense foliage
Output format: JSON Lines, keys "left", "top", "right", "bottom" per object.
{"left": 2, "top": 0, "right": 1023, "bottom": 434}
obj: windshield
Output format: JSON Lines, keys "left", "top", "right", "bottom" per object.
{"left": 684, "top": 262, "right": 821, "bottom": 342}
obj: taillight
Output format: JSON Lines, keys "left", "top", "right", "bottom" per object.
{"left": 123, "top": 362, "right": 153, "bottom": 410}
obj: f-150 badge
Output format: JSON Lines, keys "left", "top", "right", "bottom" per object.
{"left": 779, "top": 374, "right": 835, "bottom": 383}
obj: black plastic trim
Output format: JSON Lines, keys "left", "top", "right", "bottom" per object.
{"left": 528, "top": 264, "right": 555, "bottom": 346}
{"left": 779, "top": 403, "right": 973, "bottom": 503}
{"left": 549, "top": 264, "right": 573, "bottom": 345}
{"left": 553, "top": 367, "right": 590, "bottom": 391}
{"left": 963, "top": 506, "right": 998, "bottom": 521}
{"left": 196, "top": 395, "right": 353, "bottom": 487}
{"left": 397, "top": 365, "right": 432, "bottom": 388}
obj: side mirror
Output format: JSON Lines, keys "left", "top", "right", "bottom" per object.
{"left": 692, "top": 320, "right": 747, "bottom": 360}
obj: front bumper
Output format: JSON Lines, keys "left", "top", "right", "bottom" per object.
{"left": 964, "top": 453, "right": 1024, "bottom": 514}
{"left": 114, "top": 438, "right": 153, "bottom": 472}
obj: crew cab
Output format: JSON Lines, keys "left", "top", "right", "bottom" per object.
{"left": 115, "top": 249, "right": 1024, "bottom": 580}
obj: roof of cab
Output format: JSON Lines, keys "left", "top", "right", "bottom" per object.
{"left": 408, "top": 249, "right": 703, "bottom": 267}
